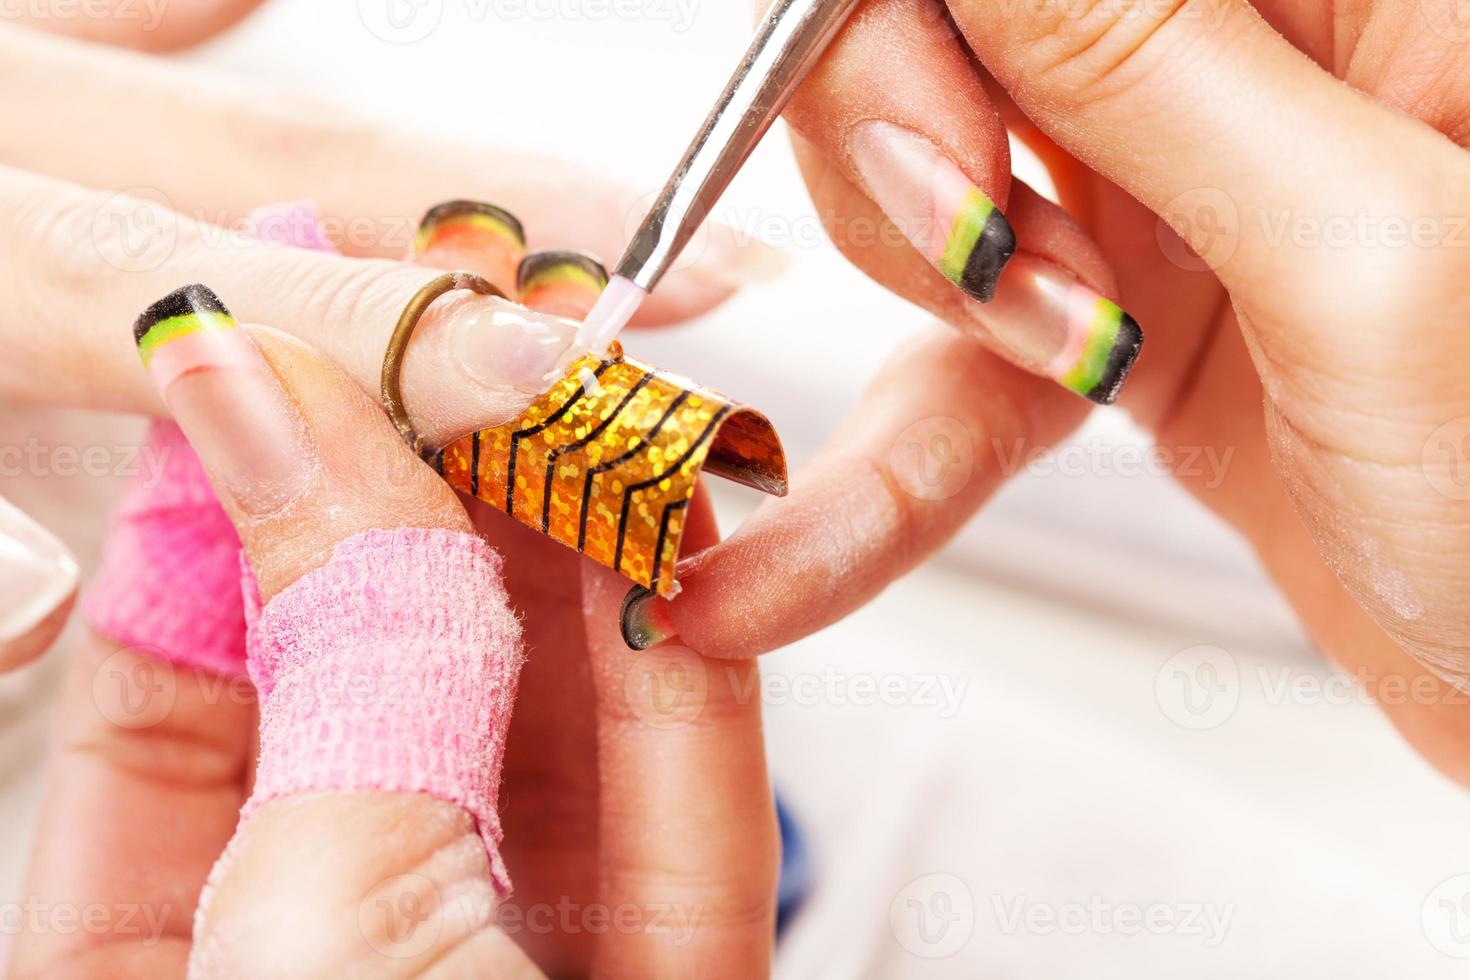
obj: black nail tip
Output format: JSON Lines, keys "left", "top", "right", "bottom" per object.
{"left": 516, "top": 249, "right": 610, "bottom": 294}
{"left": 133, "top": 283, "right": 229, "bottom": 345}
{"left": 620, "top": 585, "right": 656, "bottom": 651}
{"left": 1086, "top": 313, "right": 1144, "bottom": 406}
{"left": 958, "top": 209, "right": 1017, "bottom": 304}
{"left": 418, "top": 199, "right": 525, "bottom": 246}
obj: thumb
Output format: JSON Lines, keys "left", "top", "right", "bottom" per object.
{"left": 128, "top": 284, "right": 541, "bottom": 976}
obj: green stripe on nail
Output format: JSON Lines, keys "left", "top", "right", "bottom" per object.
{"left": 137, "top": 311, "right": 237, "bottom": 366}
{"left": 936, "top": 188, "right": 996, "bottom": 285}
{"left": 1058, "top": 298, "right": 1124, "bottom": 397}
{"left": 522, "top": 264, "right": 605, "bottom": 293}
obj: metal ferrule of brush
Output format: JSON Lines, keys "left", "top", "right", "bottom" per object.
{"left": 614, "top": 0, "right": 861, "bottom": 292}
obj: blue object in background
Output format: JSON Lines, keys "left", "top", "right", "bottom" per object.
{"left": 775, "top": 794, "right": 812, "bottom": 934}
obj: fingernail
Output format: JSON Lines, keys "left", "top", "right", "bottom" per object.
{"left": 848, "top": 121, "right": 1016, "bottom": 303}
{"left": 973, "top": 255, "right": 1144, "bottom": 405}
{"left": 414, "top": 200, "right": 526, "bottom": 260}
{"left": 621, "top": 586, "right": 678, "bottom": 651}
{"left": 0, "top": 498, "right": 78, "bottom": 643}
{"left": 449, "top": 297, "right": 587, "bottom": 395}
{"left": 134, "top": 285, "right": 312, "bottom": 517}
{"left": 517, "top": 249, "right": 608, "bottom": 318}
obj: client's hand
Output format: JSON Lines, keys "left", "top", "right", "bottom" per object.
{"left": 8, "top": 281, "right": 778, "bottom": 977}
{"left": 0, "top": 19, "right": 772, "bottom": 671}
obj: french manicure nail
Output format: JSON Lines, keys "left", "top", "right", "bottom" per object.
{"left": 517, "top": 249, "right": 609, "bottom": 318}
{"left": 134, "top": 284, "right": 312, "bottom": 517}
{"left": 621, "top": 586, "right": 678, "bottom": 651}
{"left": 848, "top": 121, "right": 1016, "bottom": 303}
{"left": 974, "top": 255, "right": 1144, "bottom": 405}
{"left": 0, "top": 498, "right": 78, "bottom": 643}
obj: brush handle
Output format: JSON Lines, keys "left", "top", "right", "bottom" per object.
{"left": 615, "top": 0, "right": 861, "bottom": 291}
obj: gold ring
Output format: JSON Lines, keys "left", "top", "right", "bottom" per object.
{"left": 381, "top": 271, "right": 505, "bottom": 455}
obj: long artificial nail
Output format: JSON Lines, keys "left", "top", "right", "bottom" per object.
{"left": 621, "top": 586, "right": 678, "bottom": 651}
{"left": 0, "top": 498, "right": 78, "bottom": 643}
{"left": 975, "top": 255, "right": 1143, "bottom": 405}
{"left": 450, "top": 298, "right": 587, "bottom": 395}
{"left": 848, "top": 121, "right": 1016, "bottom": 303}
{"left": 134, "top": 284, "right": 312, "bottom": 517}
{"left": 517, "top": 249, "right": 609, "bottom": 318}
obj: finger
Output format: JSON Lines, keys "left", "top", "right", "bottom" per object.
{"left": 479, "top": 248, "right": 608, "bottom": 975}
{"left": 944, "top": 0, "right": 1469, "bottom": 317}
{"left": 13, "top": 420, "right": 259, "bottom": 973}
{"left": 624, "top": 326, "right": 1085, "bottom": 658}
{"left": 0, "top": 169, "right": 586, "bottom": 451}
{"left": 126, "top": 285, "right": 537, "bottom": 975}
{"left": 775, "top": 0, "right": 1015, "bottom": 303}
{"left": 0, "top": 23, "right": 777, "bottom": 325}
{"left": 10, "top": 630, "right": 255, "bottom": 977}
{"left": 3, "top": 0, "right": 267, "bottom": 52}
{"left": 0, "top": 494, "right": 77, "bottom": 671}
{"left": 773, "top": 0, "right": 1143, "bottom": 403}
{"left": 583, "top": 491, "right": 779, "bottom": 975}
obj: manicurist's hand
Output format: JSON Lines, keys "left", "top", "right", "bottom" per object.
{"left": 635, "top": 0, "right": 1470, "bottom": 783}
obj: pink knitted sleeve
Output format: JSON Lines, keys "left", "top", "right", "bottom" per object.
{"left": 83, "top": 420, "right": 248, "bottom": 676}
{"left": 240, "top": 527, "right": 524, "bottom": 898}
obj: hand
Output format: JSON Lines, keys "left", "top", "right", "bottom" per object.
{"left": 10, "top": 271, "right": 778, "bottom": 977}
{"left": 0, "top": 20, "right": 771, "bottom": 669}
{"left": 641, "top": 0, "right": 1470, "bottom": 782}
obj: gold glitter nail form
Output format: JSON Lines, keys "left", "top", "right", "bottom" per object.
{"left": 433, "top": 344, "right": 787, "bottom": 596}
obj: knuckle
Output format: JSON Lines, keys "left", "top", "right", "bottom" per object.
{"left": 861, "top": 453, "right": 924, "bottom": 572}
{"left": 6, "top": 188, "right": 115, "bottom": 298}
{"left": 1008, "top": 0, "right": 1225, "bottom": 111}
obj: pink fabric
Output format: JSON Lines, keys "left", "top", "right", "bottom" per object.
{"left": 245, "top": 200, "right": 337, "bottom": 254}
{"left": 240, "top": 527, "right": 524, "bottom": 898}
{"left": 84, "top": 201, "right": 339, "bottom": 675}
{"left": 83, "top": 421, "right": 249, "bottom": 677}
